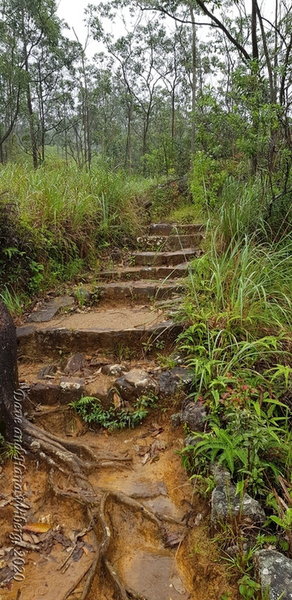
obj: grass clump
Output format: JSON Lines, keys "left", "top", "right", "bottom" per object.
{"left": 184, "top": 233, "right": 292, "bottom": 334}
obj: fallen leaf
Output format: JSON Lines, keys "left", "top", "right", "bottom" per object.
{"left": 164, "top": 531, "right": 185, "bottom": 549}
{"left": 170, "top": 574, "right": 186, "bottom": 595}
{"left": 23, "top": 523, "right": 51, "bottom": 534}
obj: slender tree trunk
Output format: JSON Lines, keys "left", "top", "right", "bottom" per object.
{"left": 171, "top": 87, "right": 175, "bottom": 143}
{"left": 251, "top": 0, "right": 259, "bottom": 175}
{"left": 190, "top": 4, "right": 197, "bottom": 155}
{"left": 38, "top": 63, "right": 45, "bottom": 163}
{"left": 125, "top": 100, "right": 133, "bottom": 170}
{"left": 21, "top": 11, "right": 39, "bottom": 169}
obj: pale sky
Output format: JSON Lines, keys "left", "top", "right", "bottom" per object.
{"left": 57, "top": 0, "right": 276, "bottom": 57}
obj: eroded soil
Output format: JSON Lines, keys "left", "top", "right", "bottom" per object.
{"left": 1, "top": 413, "right": 238, "bottom": 600}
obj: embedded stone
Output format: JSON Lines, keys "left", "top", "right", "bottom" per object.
{"left": 37, "top": 364, "right": 57, "bottom": 379}
{"left": 60, "top": 377, "right": 85, "bottom": 391}
{"left": 64, "top": 353, "right": 85, "bottom": 374}
{"left": 255, "top": 550, "right": 292, "bottom": 600}
{"left": 27, "top": 295, "right": 75, "bottom": 323}
{"left": 115, "top": 368, "right": 158, "bottom": 401}
{"left": 101, "top": 364, "right": 128, "bottom": 376}
{"left": 211, "top": 483, "right": 265, "bottom": 524}
{"left": 181, "top": 401, "right": 207, "bottom": 432}
{"left": 154, "top": 367, "right": 193, "bottom": 396}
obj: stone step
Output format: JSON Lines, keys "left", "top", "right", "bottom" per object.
{"left": 137, "top": 233, "right": 204, "bottom": 251}
{"left": 17, "top": 307, "right": 183, "bottom": 360}
{"left": 131, "top": 248, "right": 201, "bottom": 267}
{"left": 95, "top": 280, "right": 185, "bottom": 302}
{"left": 149, "top": 223, "right": 205, "bottom": 236}
{"left": 99, "top": 263, "right": 191, "bottom": 282}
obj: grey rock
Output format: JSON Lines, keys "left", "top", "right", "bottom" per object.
{"left": 171, "top": 413, "right": 182, "bottom": 428}
{"left": 115, "top": 368, "right": 158, "bottom": 401}
{"left": 184, "top": 434, "right": 204, "bottom": 447}
{"left": 211, "top": 482, "right": 265, "bottom": 524}
{"left": 212, "top": 464, "right": 232, "bottom": 486}
{"left": 37, "top": 364, "right": 57, "bottom": 379}
{"left": 255, "top": 550, "right": 292, "bottom": 600}
{"left": 64, "top": 353, "right": 85, "bottom": 374}
{"left": 102, "top": 364, "right": 128, "bottom": 377}
{"left": 29, "top": 381, "right": 85, "bottom": 406}
{"left": 154, "top": 367, "right": 193, "bottom": 396}
{"left": 28, "top": 295, "right": 75, "bottom": 323}
{"left": 60, "top": 377, "right": 85, "bottom": 391}
{"left": 181, "top": 401, "right": 207, "bottom": 432}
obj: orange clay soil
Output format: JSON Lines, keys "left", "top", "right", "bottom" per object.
{"left": 1, "top": 409, "right": 239, "bottom": 600}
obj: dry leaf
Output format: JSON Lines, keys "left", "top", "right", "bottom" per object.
{"left": 23, "top": 523, "right": 51, "bottom": 534}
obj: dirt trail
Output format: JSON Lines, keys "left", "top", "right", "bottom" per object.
{"left": 1, "top": 223, "right": 238, "bottom": 600}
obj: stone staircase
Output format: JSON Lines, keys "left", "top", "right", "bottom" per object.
{"left": 17, "top": 222, "right": 204, "bottom": 393}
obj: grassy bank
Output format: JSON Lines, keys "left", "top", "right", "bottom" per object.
{"left": 0, "top": 160, "right": 157, "bottom": 311}
{"left": 175, "top": 180, "right": 292, "bottom": 598}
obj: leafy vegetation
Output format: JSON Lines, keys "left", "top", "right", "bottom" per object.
{"left": 71, "top": 393, "right": 158, "bottom": 431}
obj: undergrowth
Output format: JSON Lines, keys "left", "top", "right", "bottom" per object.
{"left": 0, "top": 159, "right": 155, "bottom": 307}
{"left": 175, "top": 181, "right": 292, "bottom": 597}
{"left": 71, "top": 393, "right": 158, "bottom": 431}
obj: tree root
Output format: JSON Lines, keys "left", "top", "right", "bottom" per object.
{"left": 20, "top": 418, "right": 184, "bottom": 600}
{"left": 22, "top": 417, "right": 132, "bottom": 490}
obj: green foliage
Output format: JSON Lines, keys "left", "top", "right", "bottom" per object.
{"left": 0, "top": 161, "right": 153, "bottom": 305}
{"left": 0, "top": 434, "right": 19, "bottom": 461}
{"left": 0, "top": 285, "right": 26, "bottom": 314}
{"left": 71, "top": 393, "right": 158, "bottom": 431}
{"left": 183, "top": 234, "right": 292, "bottom": 333}
{"left": 217, "top": 176, "right": 292, "bottom": 246}
{"left": 182, "top": 398, "right": 290, "bottom": 498}
{"left": 190, "top": 151, "right": 230, "bottom": 209}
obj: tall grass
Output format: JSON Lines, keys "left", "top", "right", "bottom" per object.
{"left": 0, "top": 160, "right": 155, "bottom": 299}
{"left": 217, "top": 176, "right": 292, "bottom": 247}
{"left": 186, "top": 232, "right": 292, "bottom": 333}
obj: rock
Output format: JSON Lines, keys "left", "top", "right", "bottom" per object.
{"left": 27, "top": 295, "right": 75, "bottom": 323}
{"left": 255, "top": 550, "right": 292, "bottom": 600}
{"left": 115, "top": 368, "right": 158, "bottom": 402}
{"left": 154, "top": 367, "right": 193, "bottom": 396}
{"left": 64, "top": 353, "right": 85, "bottom": 374}
{"left": 101, "top": 364, "right": 128, "bottom": 377}
{"left": 181, "top": 401, "right": 207, "bottom": 432}
{"left": 184, "top": 434, "right": 204, "bottom": 447}
{"left": 212, "top": 465, "right": 232, "bottom": 486}
{"left": 211, "top": 481, "right": 265, "bottom": 524}
{"left": 28, "top": 381, "right": 85, "bottom": 406}
{"left": 37, "top": 364, "right": 57, "bottom": 379}
{"left": 60, "top": 377, "right": 85, "bottom": 391}
{"left": 171, "top": 413, "right": 182, "bottom": 428}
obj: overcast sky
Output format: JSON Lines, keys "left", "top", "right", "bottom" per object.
{"left": 57, "top": 0, "right": 90, "bottom": 44}
{"left": 57, "top": 0, "right": 276, "bottom": 56}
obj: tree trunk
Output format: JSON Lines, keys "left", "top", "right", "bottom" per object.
{"left": 0, "top": 302, "right": 18, "bottom": 441}
{"left": 125, "top": 100, "right": 133, "bottom": 170}
{"left": 190, "top": 4, "right": 197, "bottom": 156}
{"left": 251, "top": 0, "right": 259, "bottom": 175}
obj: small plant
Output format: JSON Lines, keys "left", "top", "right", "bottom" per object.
{"left": 238, "top": 574, "right": 261, "bottom": 599}
{"left": 0, "top": 434, "right": 19, "bottom": 461}
{"left": 0, "top": 286, "right": 26, "bottom": 315}
{"left": 71, "top": 393, "right": 158, "bottom": 431}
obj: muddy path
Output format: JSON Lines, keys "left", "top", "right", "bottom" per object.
{"left": 0, "top": 223, "right": 238, "bottom": 600}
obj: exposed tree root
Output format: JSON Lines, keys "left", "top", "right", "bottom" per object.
{"left": 48, "top": 472, "right": 185, "bottom": 600}
{"left": 16, "top": 394, "right": 183, "bottom": 600}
